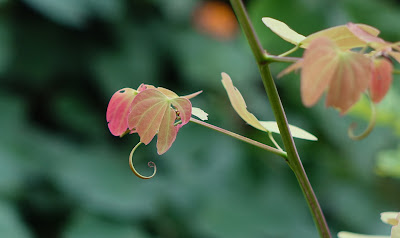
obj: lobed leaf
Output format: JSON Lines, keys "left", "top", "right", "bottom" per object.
{"left": 127, "top": 88, "right": 192, "bottom": 154}
{"left": 259, "top": 121, "right": 317, "bottom": 141}
{"left": 301, "top": 37, "right": 339, "bottom": 107}
{"left": 221, "top": 72, "right": 267, "bottom": 132}
{"left": 156, "top": 107, "right": 178, "bottom": 155}
{"left": 128, "top": 89, "right": 169, "bottom": 145}
{"left": 370, "top": 58, "right": 393, "bottom": 103}
{"left": 171, "top": 98, "right": 192, "bottom": 128}
{"left": 325, "top": 51, "right": 372, "bottom": 114}
{"left": 262, "top": 17, "right": 306, "bottom": 45}
{"left": 106, "top": 88, "right": 138, "bottom": 136}
{"left": 301, "top": 37, "right": 372, "bottom": 114}
{"left": 301, "top": 24, "right": 380, "bottom": 50}
{"left": 346, "top": 23, "right": 388, "bottom": 50}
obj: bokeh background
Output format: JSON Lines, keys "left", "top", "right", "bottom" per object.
{"left": 1, "top": 0, "right": 400, "bottom": 237}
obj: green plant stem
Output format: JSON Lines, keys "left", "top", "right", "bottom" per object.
{"left": 278, "top": 45, "right": 300, "bottom": 57}
{"left": 393, "top": 69, "right": 400, "bottom": 74}
{"left": 265, "top": 54, "right": 301, "bottom": 63}
{"left": 229, "top": 0, "right": 332, "bottom": 238}
{"left": 190, "top": 118, "right": 287, "bottom": 158}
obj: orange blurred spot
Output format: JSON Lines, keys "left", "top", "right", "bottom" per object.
{"left": 193, "top": 1, "right": 238, "bottom": 40}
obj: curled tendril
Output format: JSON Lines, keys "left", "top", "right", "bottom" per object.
{"left": 348, "top": 99, "right": 377, "bottom": 141}
{"left": 129, "top": 142, "right": 157, "bottom": 179}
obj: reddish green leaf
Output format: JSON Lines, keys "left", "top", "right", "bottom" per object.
{"left": 106, "top": 88, "right": 138, "bottom": 136}
{"left": 128, "top": 88, "right": 192, "bottom": 154}
{"left": 171, "top": 98, "right": 192, "bottom": 129}
{"left": 157, "top": 107, "right": 178, "bottom": 154}
{"left": 346, "top": 23, "right": 388, "bottom": 49}
{"left": 301, "top": 37, "right": 372, "bottom": 114}
{"left": 156, "top": 87, "right": 179, "bottom": 99}
{"left": 301, "top": 37, "right": 339, "bottom": 107}
{"left": 128, "top": 89, "right": 169, "bottom": 145}
{"left": 301, "top": 24, "right": 380, "bottom": 50}
{"left": 221, "top": 72, "right": 267, "bottom": 132}
{"left": 370, "top": 58, "right": 393, "bottom": 103}
{"left": 324, "top": 52, "right": 372, "bottom": 114}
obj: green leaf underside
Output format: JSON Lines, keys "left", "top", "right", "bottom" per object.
{"left": 221, "top": 72, "right": 267, "bottom": 132}
{"left": 128, "top": 89, "right": 192, "bottom": 154}
{"left": 338, "top": 232, "right": 389, "bottom": 238}
{"left": 259, "top": 121, "right": 317, "bottom": 141}
{"left": 192, "top": 107, "right": 208, "bottom": 120}
{"left": 262, "top": 17, "right": 306, "bottom": 45}
{"left": 301, "top": 37, "right": 371, "bottom": 114}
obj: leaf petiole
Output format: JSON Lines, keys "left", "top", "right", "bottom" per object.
{"left": 278, "top": 44, "right": 301, "bottom": 57}
{"left": 189, "top": 117, "right": 287, "bottom": 158}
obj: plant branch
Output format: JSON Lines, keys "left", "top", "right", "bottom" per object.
{"left": 190, "top": 118, "right": 287, "bottom": 158}
{"left": 229, "top": 0, "right": 332, "bottom": 238}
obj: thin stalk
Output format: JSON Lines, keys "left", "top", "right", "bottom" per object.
{"left": 190, "top": 118, "right": 287, "bottom": 158}
{"left": 278, "top": 45, "right": 300, "bottom": 57}
{"left": 264, "top": 54, "right": 301, "bottom": 63}
{"left": 229, "top": 0, "right": 332, "bottom": 238}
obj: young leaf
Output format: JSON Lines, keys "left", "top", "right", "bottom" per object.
{"left": 324, "top": 51, "right": 372, "bottom": 114}
{"left": 192, "top": 107, "right": 208, "bottom": 121}
{"left": 301, "top": 37, "right": 339, "bottom": 107}
{"left": 259, "top": 121, "right": 317, "bottom": 141}
{"left": 370, "top": 58, "right": 393, "bottom": 103}
{"left": 301, "top": 24, "right": 380, "bottom": 50}
{"left": 128, "top": 89, "right": 169, "bottom": 145}
{"left": 221, "top": 72, "right": 267, "bottom": 132}
{"left": 301, "top": 37, "right": 372, "bottom": 114}
{"left": 346, "top": 23, "right": 388, "bottom": 50}
{"left": 157, "top": 107, "right": 178, "bottom": 155}
{"left": 262, "top": 17, "right": 306, "bottom": 45}
{"left": 106, "top": 88, "right": 138, "bottom": 136}
{"left": 128, "top": 89, "right": 192, "bottom": 154}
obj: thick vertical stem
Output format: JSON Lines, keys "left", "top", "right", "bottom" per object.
{"left": 229, "top": 0, "right": 332, "bottom": 237}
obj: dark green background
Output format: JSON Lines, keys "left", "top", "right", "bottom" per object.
{"left": 1, "top": 0, "right": 400, "bottom": 237}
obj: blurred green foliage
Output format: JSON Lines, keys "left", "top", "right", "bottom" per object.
{"left": 1, "top": 0, "right": 400, "bottom": 237}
